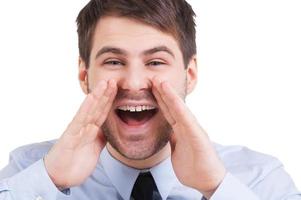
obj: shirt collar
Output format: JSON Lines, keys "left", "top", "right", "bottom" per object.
{"left": 150, "top": 157, "right": 178, "bottom": 200}
{"left": 100, "top": 146, "right": 177, "bottom": 200}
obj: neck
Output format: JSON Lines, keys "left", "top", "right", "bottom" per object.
{"left": 107, "top": 143, "right": 171, "bottom": 169}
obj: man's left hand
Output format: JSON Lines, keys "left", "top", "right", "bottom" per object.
{"left": 152, "top": 77, "right": 226, "bottom": 199}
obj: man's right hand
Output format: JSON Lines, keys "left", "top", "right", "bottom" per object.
{"left": 44, "top": 79, "right": 117, "bottom": 189}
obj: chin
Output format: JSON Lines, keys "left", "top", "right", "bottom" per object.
{"left": 102, "top": 116, "right": 172, "bottom": 160}
{"left": 115, "top": 136, "right": 169, "bottom": 160}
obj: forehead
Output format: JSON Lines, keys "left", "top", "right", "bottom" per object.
{"left": 91, "top": 16, "right": 182, "bottom": 57}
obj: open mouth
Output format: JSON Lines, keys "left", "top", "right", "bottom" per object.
{"left": 115, "top": 105, "right": 158, "bottom": 126}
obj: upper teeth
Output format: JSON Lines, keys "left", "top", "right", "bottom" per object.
{"left": 118, "top": 105, "right": 156, "bottom": 112}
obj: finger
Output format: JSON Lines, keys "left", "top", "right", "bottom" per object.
{"left": 94, "top": 79, "right": 118, "bottom": 126}
{"left": 169, "top": 131, "right": 177, "bottom": 153}
{"left": 152, "top": 77, "right": 176, "bottom": 126}
{"left": 86, "top": 80, "right": 115, "bottom": 124}
{"left": 95, "top": 129, "right": 107, "bottom": 151}
{"left": 78, "top": 123, "right": 103, "bottom": 147}
{"left": 75, "top": 80, "right": 107, "bottom": 123}
{"left": 158, "top": 81, "right": 208, "bottom": 140}
{"left": 90, "top": 80, "right": 115, "bottom": 116}
{"left": 63, "top": 123, "right": 105, "bottom": 150}
{"left": 67, "top": 80, "right": 108, "bottom": 135}
{"left": 156, "top": 79, "right": 194, "bottom": 125}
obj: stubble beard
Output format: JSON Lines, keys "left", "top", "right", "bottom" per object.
{"left": 97, "top": 77, "right": 187, "bottom": 160}
{"left": 101, "top": 118, "right": 172, "bottom": 160}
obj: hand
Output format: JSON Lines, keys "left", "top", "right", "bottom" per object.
{"left": 152, "top": 77, "right": 226, "bottom": 199}
{"left": 44, "top": 79, "right": 117, "bottom": 189}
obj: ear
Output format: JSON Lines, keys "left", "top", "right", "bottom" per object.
{"left": 186, "top": 55, "right": 198, "bottom": 95}
{"left": 78, "top": 57, "right": 89, "bottom": 94}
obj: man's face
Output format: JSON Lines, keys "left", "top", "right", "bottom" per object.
{"left": 79, "top": 16, "right": 196, "bottom": 160}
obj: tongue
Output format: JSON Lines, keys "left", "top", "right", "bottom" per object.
{"left": 124, "top": 117, "right": 149, "bottom": 126}
{"left": 118, "top": 110, "right": 155, "bottom": 126}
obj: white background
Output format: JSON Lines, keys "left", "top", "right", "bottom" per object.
{"left": 0, "top": 0, "right": 300, "bottom": 189}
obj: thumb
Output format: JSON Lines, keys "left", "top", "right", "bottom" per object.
{"left": 96, "top": 129, "right": 107, "bottom": 150}
{"left": 169, "top": 132, "right": 177, "bottom": 153}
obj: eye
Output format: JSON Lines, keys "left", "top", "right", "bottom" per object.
{"left": 104, "top": 60, "right": 124, "bottom": 66}
{"left": 146, "top": 60, "right": 166, "bottom": 66}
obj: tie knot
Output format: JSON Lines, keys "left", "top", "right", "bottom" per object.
{"left": 138, "top": 171, "right": 153, "bottom": 179}
{"left": 131, "top": 172, "right": 162, "bottom": 200}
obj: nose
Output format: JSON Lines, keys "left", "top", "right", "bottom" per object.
{"left": 118, "top": 65, "right": 152, "bottom": 92}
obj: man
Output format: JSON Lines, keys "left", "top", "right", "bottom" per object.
{"left": 0, "top": 0, "right": 300, "bottom": 199}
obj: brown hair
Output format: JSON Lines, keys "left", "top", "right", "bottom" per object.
{"left": 76, "top": 0, "right": 196, "bottom": 68}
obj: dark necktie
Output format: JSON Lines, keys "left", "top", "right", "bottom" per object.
{"left": 130, "top": 171, "right": 162, "bottom": 200}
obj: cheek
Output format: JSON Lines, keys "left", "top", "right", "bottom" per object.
{"left": 156, "top": 69, "right": 186, "bottom": 90}
{"left": 88, "top": 68, "right": 122, "bottom": 85}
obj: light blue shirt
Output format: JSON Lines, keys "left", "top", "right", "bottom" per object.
{"left": 0, "top": 140, "right": 300, "bottom": 200}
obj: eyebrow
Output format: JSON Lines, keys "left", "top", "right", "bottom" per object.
{"left": 143, "top": 46, "right": 175, "bottom": 58}
{"left": 95, "top": 45, "right": 175, "bottom": 59}
{"left": 95, "top": 47, "right": 127, "bottom": 59}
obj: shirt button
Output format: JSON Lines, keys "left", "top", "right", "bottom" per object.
{"left": 35, "top": 196, "right": 43, "bottom": 200}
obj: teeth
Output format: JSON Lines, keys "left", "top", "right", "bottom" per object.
{"left": 130, "top": 106, "right": 136, "bottom": 112}
{"left": 136, "top": 106, "right": 142, "bottom": 112}
{"left": 118, "top": 105, "right": 156, "bottom": 112}
{"left": 118, "top": 106, "right": 127, "bottom": 111}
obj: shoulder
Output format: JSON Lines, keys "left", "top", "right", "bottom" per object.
{"left": 214, "top": 143, "right": 283, "bottom": 186}
{"left": 9, "top": 140, "right": 56, "bottom": 170}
